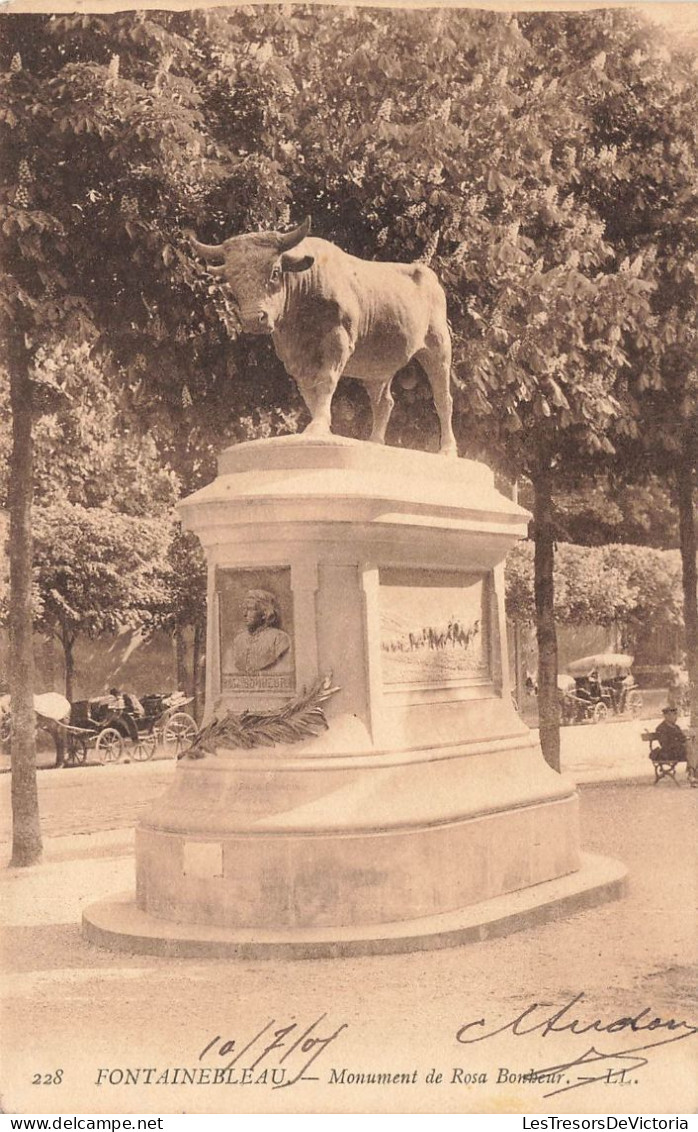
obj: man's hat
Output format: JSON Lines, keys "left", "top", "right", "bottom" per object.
{"left": 662, "top": 706, "right": 678, "bottom": 714}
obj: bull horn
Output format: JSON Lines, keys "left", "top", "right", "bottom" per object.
{"left": 184, "top": 228, "right": 226, "bottom": 265}
{"left": 276, "top": 216, "right": 311, "bottom": 252}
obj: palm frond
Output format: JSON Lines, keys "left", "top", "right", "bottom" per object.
{"left": 187, "top": 675, "right": 340, "bottom": 756}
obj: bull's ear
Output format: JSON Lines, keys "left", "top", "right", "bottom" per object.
{"left": 280, "top": 251, "right": 315, "bottom": 273}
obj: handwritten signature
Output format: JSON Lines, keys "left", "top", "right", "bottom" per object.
{"left": 456, "top": 992, "right": 698, "bottom": 1098}
{"left": 199, "top": 1014, "right": 348, "bottom": 1089}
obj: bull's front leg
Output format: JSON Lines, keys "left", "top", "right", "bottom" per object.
{"left": 294, "top": 328, "right": 352, "bottom": 439}
{"left": 296, "top": 370, "right": 341, "bottom": 437}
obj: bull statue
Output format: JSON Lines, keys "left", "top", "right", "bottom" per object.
{"left": 185, "top": 217, "right": 457, "bottom": 456}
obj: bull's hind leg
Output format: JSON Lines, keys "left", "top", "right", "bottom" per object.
{"left": 366, "top": 378, "right": 395, "bottom": 445}
{"left": 415, "top": 336, "right": 457, "bottom": 457}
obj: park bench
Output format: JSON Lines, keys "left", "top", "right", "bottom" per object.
{"left": 642, "top": 728, "right": 695, "bottom": 786}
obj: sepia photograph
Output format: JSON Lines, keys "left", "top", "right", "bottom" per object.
{"left": 0, "top": 0, "right": 696, "bottom": 1119}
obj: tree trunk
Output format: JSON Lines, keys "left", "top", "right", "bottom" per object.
{"left": 532, "top": 462, "right": 560, "bottom": 772}
{"left": 193, "top": 619, "right": 205, "bottom": 724}
{"left": 63, "top": 631, "right": 76, "bottom": 704}
{"left": 174, "top": 622, "right": 188, "bottom": 693}
{"left": 44, "top": 718, "right": 65, "bottom": 770}
{"left": 8, "top": 338, "right": 42, "bottom": 865}
{"left": 512, "top": 617, "right": 525, "bottom": 715}
{"left": 676, "top": 448, "right": 697, "bottom": 773}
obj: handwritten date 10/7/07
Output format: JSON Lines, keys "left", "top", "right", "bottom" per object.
{"left": 199, "top": 1014, "right": 348, "bottom": 1089}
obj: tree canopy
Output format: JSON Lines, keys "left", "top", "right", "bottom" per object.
{"left": 2, "top": 8, "right": 694, "bottom": 470}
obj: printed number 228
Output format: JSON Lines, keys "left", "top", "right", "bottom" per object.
{"left": 32, "top": 1071, "right": 63, "bottom": 1085}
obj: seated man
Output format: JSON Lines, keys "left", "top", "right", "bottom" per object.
{"left": 602, "top": 675, "right": 620, "bottom": 712}
{"left": 587, "top": 669, "right": 603, "bottom": 701}
{"left": 104, "top": 686, "right": 139, "bottom": 742}
{"left": 654, "top": 706, "right": 688, "bottom": 762}
{"left": 574, "top": 676, "right": 592, "bottom": 702}
{"left": 123, "top": 690, "right": 145, "bottom": 719}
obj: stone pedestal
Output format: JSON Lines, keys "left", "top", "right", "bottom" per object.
{"left": 83, "top": 437, "right": 626, "bottom": 956}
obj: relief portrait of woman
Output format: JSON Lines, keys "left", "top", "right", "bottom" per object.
{"left": 229, "top": 589, "right": 293, "bottom": 675}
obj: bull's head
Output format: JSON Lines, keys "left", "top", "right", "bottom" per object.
{"left": 185, "top": 217, "right": 314, "bottom": 335}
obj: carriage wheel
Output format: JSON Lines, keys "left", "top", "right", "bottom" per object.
{"left": 132, "top": 731, "right": 157, "bottom": 761}
{"left": 593, "top": 701, "right": 608, "bottom": 724}
{"left": 626, "top": 690, "right": 643, "bottom": 718}
{"left": 95, "top": 727, "right": 124, "bottom": 763}
{"left": 162, "top": 712, "right": 197, "bottom": 756}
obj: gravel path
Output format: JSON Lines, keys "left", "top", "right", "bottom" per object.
{"left": 1, "top": 782, "right": 696, "bottom": 1117}
{"left": 0, "top": 759, "right": 175, "bottom": 843}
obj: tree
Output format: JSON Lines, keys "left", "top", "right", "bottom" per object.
{"left": 0, "top": 342, "right": 179, "bottom": 516}
{"left": 0, "top": 14, "right": 210, "bottom": 863}
{"left": 161, "top": 527, "right": 207, "bottom": 719}
{"left": 0, "top": 510, "right": 8, "bottom": 628}
{"left": 546, "top": 9, "right": 698, "bottom": 733}
{"left": 506, "top": 540, "right": 683, "bottom": 651}
{"left": 0, "top": 9, "right": 317, "bottom": 863}
{"left": 32, "top": 503, "right": 171, "bottom": 704}
{"left": 5, "top": 320, "right": 40, "bottom": 862}
{"left": 526, "top": 475, "right": 682, "bottom": 549}
{"left": 0, "top": 341, "right": 180, "bottom": 719}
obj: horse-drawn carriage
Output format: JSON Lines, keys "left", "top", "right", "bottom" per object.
{"left": 64, "top": 690, "right": 197, "bottom": 764}
{"left": 559, "top": 654, "right": 643, "bottom": 725}
{"left": 0, "top": 689, "right": 197, "bottom": 763}
{"left": 140, "top": 691, "right": 198, "bottom": 756}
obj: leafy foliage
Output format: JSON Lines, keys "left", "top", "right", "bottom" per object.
{"left": 548, "top": 477, "right": 682, "bottom": 549}
{"left": 32, "top": 502, "right": 171, "bottom": 642}
{"left": 0, "top": 343, "right": 181, "bottom": 697}
{"left": 0, "top": 11, "right": 300, "bottom": 494}
{"left": 0, "top": 344, "right": 178, "bottom": 513}
{"left": 1, "top": 6, "right": 692, "bottom": 470}
{"left": 506, "top": 540, "right": 683, "bottom": 637}
{"left": 161, "top": 525, "right": 207, "bottom": 638}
